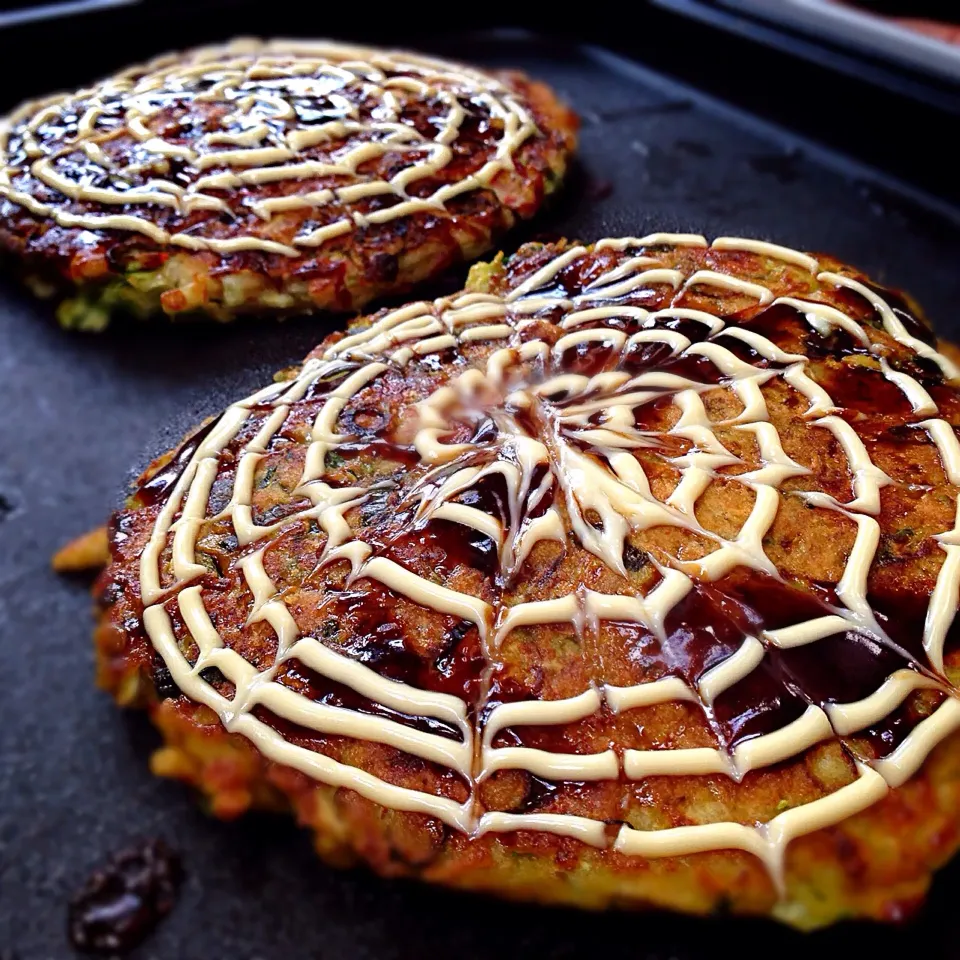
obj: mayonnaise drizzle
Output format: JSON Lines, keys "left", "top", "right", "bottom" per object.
{"left": 135, "top": 235, "right": 960, "bottom": 887}
{"left": 0, "top": 38, "right": 541, "bottom": 256}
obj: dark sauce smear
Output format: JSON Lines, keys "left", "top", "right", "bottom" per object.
{"left": 555, "top": 338, "right": 620, "bottom": 377}
{"left": 623, "top": 338, "right": 675, "bottom": 374}
{"left": 858, "top": 690, "right": 946, "bottom": 759}
{"left": 456, "top": 471, "right": 510, "bottom": 528}
{"left": 470, "top": 416, "right": 499, "bottom": 445}
{"left": 814, "top": 358, "right": 916, "bottom": 418}
{"left": 521, "top": 463, "right": 552, "bottom": 522}
{"left": 319, "top": 578, "right": 486, "bottom": 703}
{"left": 136, "top": 418, "right": 218, "bottom": 507}
{"left": 255, "top": 705, "right": 471, "bottom": 799}
{"left": 651, "top": 569, "right": 931, "bottom": 751}
{"left": 301, "top": 361, "right": 358, "bottom": 401}
{"left": 744, "top": 301, "right": 871, "bottom": 362}
{"left": 67, "top": 840, "right": 183, "bottom": 956}
{"left": 864, "top": 281, "right": 937, "bottom": 349}
{"left": 280, "top": 658, "right": 464, "bottom": 740}
{"left": 370, "top": 517, "right": 499, "bottom": 580}
{"left": 659, "top": 352, "right": 729, "bottom": 385}
{"left": 333, "top": 438, "right": 420, "bottom": 471}
{"left": 870, "top": 591, "right": 932, "bottom": 664}
{"left": 661, "top": 580, "right": 752, "bottom": 685}
{"left": 714, "top": 658, "right": 807, "bottom": 746}
{"left": 521, "top": 775, "right": 560, "bottom": 812}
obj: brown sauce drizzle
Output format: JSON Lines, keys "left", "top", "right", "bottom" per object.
{"left": 858, "top": 689, "right": 946, "bottom": 758}
{"left": 329, "top": 439, "right": 421, "bottom": 479}
{"left": 658, "top": 352, "right": 730, "bottom": 385}
{"left": 813, "top": 362, "right": 916, "bottom": 419}
{"left": 714, "top": 660, "right": 807, "bottom": 747}
{"left": 519, "top": 774, "right": 561, "bottom": 812}
{"left": 279, "top": 658, "right": 464, "bottom": 740}
{"left": 252, "top": 704, "right": 471, "bottom": 801}
{"left": 455, "top": 472, "right": 511, "bottom": 529}
{"left": 555, "top": 340, "right": 621, "bottom": 377}
{"left": 317, "top": 579, "right": 485, "bottom": 703}
{"left": 370, "top": 517, "right": 500, "bottom": 581}
{"left": 864, "top": 281, "right": 937, "bottom": 349}
{"left": 622, "top": 339, "right": 680, "bottom": 375}
{"left": 870, "top": 592, "right": 937, "bottom": 665}
{"left": 301, "top": 362, "right": 360, "bottom": 401}
{"left": 661, "top": 581, "right": 753, "bottom": 686}
{"left": 642, "top": 569, "right": 931, "bottom": 751}
{"left": 136, "top": 418, "right": 218, "bottom": 507}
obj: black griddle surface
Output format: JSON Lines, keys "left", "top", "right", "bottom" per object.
{"left": 3, "top": 31, "right": 960, "bottom": 960}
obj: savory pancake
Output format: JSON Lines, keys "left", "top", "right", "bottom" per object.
{"left": 90, "top": 234, "right": 960, "bottom": 929}
{"left": 0, "top": 38, "right": 576, "bottom": 329}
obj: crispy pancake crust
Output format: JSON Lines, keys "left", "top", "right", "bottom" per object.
{"left": 92, "top": 237, "right": 960, "bottom": 929}
{"left": 0, "top": 41, "right": 576, "bottom": 327}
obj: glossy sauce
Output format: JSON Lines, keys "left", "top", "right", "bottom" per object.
{"left": 136, "top": 419, "right": 217, "bottom": 507}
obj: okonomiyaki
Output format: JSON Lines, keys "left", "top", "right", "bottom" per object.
{"left": 0, "top": 38, "right": 576, "bottom": 329}
{"left": 91, "top": 233, "right": 960, "bottom": 928}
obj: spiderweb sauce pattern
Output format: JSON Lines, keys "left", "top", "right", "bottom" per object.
{"left": 134, "top": 234, "right": 960, "bottom": 884}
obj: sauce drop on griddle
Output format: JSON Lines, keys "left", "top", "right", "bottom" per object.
{"left": 67, "top": 840, "right": 183, "bottom": 955}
